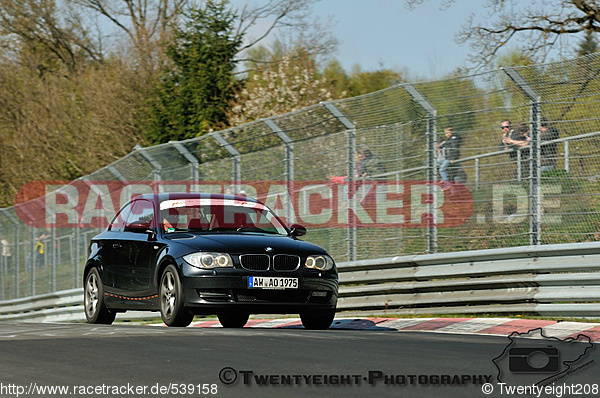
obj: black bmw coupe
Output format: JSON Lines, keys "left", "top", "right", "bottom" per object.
{"left": 83, "top": 193, "right": 338, "bottom": 329}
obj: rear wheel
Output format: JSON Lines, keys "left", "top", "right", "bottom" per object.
{"left": 300, "top": 309, "right": 336, "bottom": 330}
{"left": 84, "top": 268, "right": 116, "bottom": 325}
{"left": 160, "top": 265, "right": 194, "bottom": 327}
{"left": 218, "top": 311, "right": 249, "bottom": 328}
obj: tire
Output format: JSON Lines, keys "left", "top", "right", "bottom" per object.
{"left": 84, "top": 268, "right": 116, "bottom": 325}
{"left": 300, "top": 309, "right": 336, "bottom": 330}
{"left": 218, "top": 311, "right": 249, "bottom": 328}
{"left": 160, "top": 264, "right": 194, "bottom": 327}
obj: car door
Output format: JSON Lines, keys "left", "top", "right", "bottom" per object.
{"left": 102, "top": 202, "right": 133, "bottom": 289}
{"left": 118, "top": 199, "right": 157, "bottom": 294}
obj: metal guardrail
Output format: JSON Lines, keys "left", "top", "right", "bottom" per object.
{"left": 337, "top": 241, "right": 600, "bottom": 316}
{"left": 1, "top": 242, "right": 600, "bottom": 322}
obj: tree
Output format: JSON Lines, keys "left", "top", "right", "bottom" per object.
{"left": 72, "top": 0, "right": 188, "bottom": 77}
{"left": 578, "top": 30, "right": 600, "bottom": 56}
{"left": 0, "top": 0, "right": 102, "bottom": 75}
{"left": 228, "top": 46, "right": 337, "bottom": 125}
{"left": 347, "top": 66, "right": 403, "bottom": 97}
{"left": 407, "top": 0, "right": 600, "bottom": 69}
{"left": 323, "top": 59, "right": 351, "bottom": 99}
{"left": 143, "top": 0, "right": 242, "bottom": 144}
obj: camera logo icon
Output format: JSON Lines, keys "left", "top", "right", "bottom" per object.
{"left": 508, "top": 346, "right": 559, "bottom": 373}
{"left": 493, "top": 328, "right": 594, "bottom": 386}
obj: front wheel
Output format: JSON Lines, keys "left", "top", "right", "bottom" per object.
{"left": 300, "top": 309, "right": 336, "bottom": 330}
{"left": 218, "top": 311, "right": 249, "bottom": 328}
{"left": 160, "top": 265, "right": 194, "bottom": 327}
{"left": 84, "top": 268, "right": 115, "bottom": 325}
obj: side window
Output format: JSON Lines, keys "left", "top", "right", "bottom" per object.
{"left": 108, "top": 203, "right": 132, "bottom": 232}
{"left": 125, "top": 200, "right": 155, "bottom": 231}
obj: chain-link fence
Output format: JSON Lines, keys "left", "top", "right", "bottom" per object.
{"left": 2, "top": 54, "right": 600, "bottom": 300}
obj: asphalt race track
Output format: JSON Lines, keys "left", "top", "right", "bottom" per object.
{"left": 0, "top": 322, "right": 598, "bottom": 398}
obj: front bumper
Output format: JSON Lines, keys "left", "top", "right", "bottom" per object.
{"left": 180, "top": 262, "right": 338, "bottom": 314}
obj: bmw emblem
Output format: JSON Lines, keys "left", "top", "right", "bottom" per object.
{"left": 265, "top": 247, "right": 274, "bottom": 252}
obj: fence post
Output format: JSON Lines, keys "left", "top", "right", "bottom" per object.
{"left": 564, "top": 141, "right": 570, "bottom": 172}
{"left": 264, "top": 119, "right": 295, "bottom": 223}
{"left": 2, "top": 210, "right": 19, "bottom": 299}
{"left": 134, "top": 144, "right": 163, "bottom": 182}
{"left": 50, "top": 226, "right": 56, "bottom": 292}
{"left": 503, "top": 67, "right": 542, "bottom": 246}
{"left": 403, "top": 84, "right": 438, "bottom": 253}
{"left": 73, "top": 231, "right": 79, "bottom": 289}
{"left": 0, "top": 226, "right": 4, "bottom": 300}
{"left": 170, "top": 142, "right": 200, "bottom": 183}
{"left": 80, "top": 178, "right": 107, "bottom": 234}
{"left": 211, "top": 132, "right": 241, "bottom": 192}
{"left": 475, "top": 158, "right": 480, "bottom": 190}
{"left": 30, "top": 226, "right": 36, "bottom": 296}
{"left": 107, "top": 166, "right": 127, "bottom": 183}
{"left": 322, "top": 101, "right": 357, "bottom": 262}
{"left": 517, "top": 149, "right": 522, "bottom": 181}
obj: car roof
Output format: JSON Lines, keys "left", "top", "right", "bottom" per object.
{"left": 131, "top": 192, "right": 262, "bottom": 205}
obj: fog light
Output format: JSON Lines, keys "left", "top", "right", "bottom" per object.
{"left": 311, "top": 291, "right": 327, "bottom": 297}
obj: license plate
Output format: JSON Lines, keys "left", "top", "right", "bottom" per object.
{"left": 248, "top": 276, "right": 298, "bottom": 290}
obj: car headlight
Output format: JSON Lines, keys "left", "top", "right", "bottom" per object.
{"left": 183, "top": 252, "right": 233, "bottom": 269}
{"left": 304, "top": 255, "right": 334, "bottom": 271}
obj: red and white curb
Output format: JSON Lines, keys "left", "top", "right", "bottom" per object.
{"left": 160, "top": 317, "right": 600, "bottom": 341}
{"left": 148, "top": 317, "right": 600, "bottom": 340}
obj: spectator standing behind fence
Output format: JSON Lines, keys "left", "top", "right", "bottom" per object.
{"left": 356, "top": 147, "right": 385, "bottom": 178}
{"left": 500, "top": 120, "right": 530, "bottom": 179}
{"left": 34, "top": 230, "right": 50, "bottom": 268}
{"left": 1, "top": 238, "right": 11, "bottom": 269}
{"left": 436, "top": 136, "right": 449, "bottom": 179}
{"left": 436, "top": 135, "right": 451, "bottom": 190}
{"left": 442, "top": 126, "right": 463, "bottom": 188}
{"left": 540, "top": 118, "right": 560, "bottom": 172}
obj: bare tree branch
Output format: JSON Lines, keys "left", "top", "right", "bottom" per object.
{"left": 409, "top": 0, "right": 600, "bottom": 70}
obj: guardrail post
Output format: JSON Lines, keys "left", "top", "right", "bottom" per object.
{"left": 264, "top": 119, "right": 295, "bottom": 223}
{"left": 503, "top": 67, "right": 542, "bottom": 246}
{"left": 211, "top": 132, "right": 241, "bottom": 193}
{"left": 322, "top": 101, "right": 357, "bottom": 262}
{"left": 403, "top": 84, "right": 438, "bottom": 253}
{"left": 170, "top": 142, "right": 200, "bottom": 183}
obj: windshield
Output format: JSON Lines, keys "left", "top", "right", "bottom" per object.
{"left": 159, "top": 198, "right": 288, "bottom": 236}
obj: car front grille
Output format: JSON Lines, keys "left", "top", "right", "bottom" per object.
{"left": 273, "top": 254, "right": 300, "bottom": 271}
{"left": 239, "top": 254, "right": 269, "bottom": 271}
{"left": 235, "top": 290, "right": 309, "bottom": 303}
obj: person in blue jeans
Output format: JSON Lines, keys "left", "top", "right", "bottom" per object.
{"left": 437, "top": 136, "right": 450, "bottom": 184}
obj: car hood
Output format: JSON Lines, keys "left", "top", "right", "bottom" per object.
{"left": 164, "top": 232, "right": 328, "bottom": 255}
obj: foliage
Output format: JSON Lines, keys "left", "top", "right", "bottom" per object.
{"left": 143, "top": 0, "right": 242, "bottom": 144}
{"left": 578, "top": 31, "right": 600, "bottom": 56}
{"left": 228, "top": 47, "right": 337, "bottom": 125}
{"left": 347, "top": 66, "right": 403, "bottom": 97}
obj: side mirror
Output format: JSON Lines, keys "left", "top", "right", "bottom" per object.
{"left": 124, "top": 222, "right": 151, "bottom": 233}
{"left": 289, "top": 223, "right": 307, "bottom": 237}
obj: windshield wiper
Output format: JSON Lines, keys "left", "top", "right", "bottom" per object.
{"left": 236, "top": 227, "right": 280, "bottom": 234}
